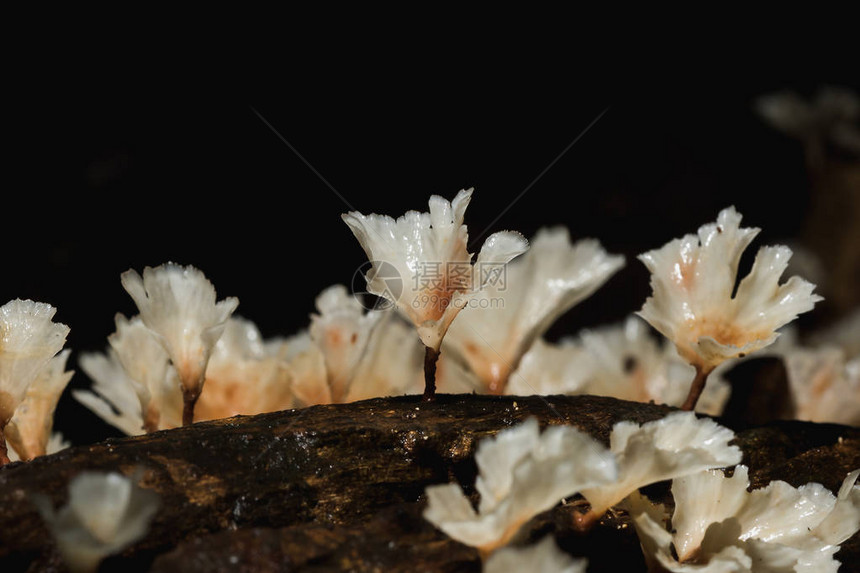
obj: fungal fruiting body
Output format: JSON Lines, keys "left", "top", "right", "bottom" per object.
{"left": 282, "top": 285, "right": 422, "bottom": 405}
{"left": 33, "top": 470, "right": 161, "bottom": 573}
{"left": 74, "top": 348, "right": 148, "bottom": 436}
{"left": 423, "top": 417, "right": 617, "bottom": 558}
{"left": 503, "top": 337, "right": 592, "bottom": 397}
{"left": 121, "top": 263, "right": 239, "bottom": 425}
{"left": 443, "top": 226, "right": 624, "bottom": 394}
{"left": 193, "top": 316, "right": 293, "bottom": 420}
{"left": 307, "top": 284, "right": 385, "bottom": 402}
{"left": 108, "top": 313, "right": 182, "bottom": 432}
{"left": 484, "top": 535, "right": 587, "bottom": 573}
{"left": 4, "top": 349, "right": 74, "bottom": 460}
{"left": 0, "top": 299, "right": 70, "bottom": 464}
{"left": 637, "top": 206, "right": 822, "bottom": 410}
{"left": 506, "top": 316, "right": 730, "bottom": 416}
{"left": 423, "top": 412, "right": 741, "bottom": 559}
{"left": 627, "top": 465, "right": 860, "bottom": 572}
{"left": 7, "top": 431, "right": 68, "bottom": 462}
{"left": 284, "top": 330, "right": 332, "bottom": 405}
{"left": 775, "top": 309, "right": 860, "bottom": 425}
{"left": 784, "top": 346, "right": 860, "bottom": 425}
{"left": 342, "top": 188, "right": 529, "bottom": 400}
{"left": 75, "top": 313, "right": 294, "bottom": 433}
{"left": 755, "top": 85, "right": 860, "bottom": 160}
{"left": 576, "top": 411, "right": 741, "bottom": 528}
{"left": 343, "top": 310, "right": 424, "bottom": 401}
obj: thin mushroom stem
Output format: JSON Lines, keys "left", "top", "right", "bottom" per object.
{"left": 681, "top": 364, "right": 713, "bottom": 411}
{"left": 0, "top": 426, "right": 10, "bottom": 465}
{"left": 143, "top": 406, "right": 159, "bottom": 434}
{"left": 422, "top": 346, "right": 440, "bottom": 402}
{"left": 182, "top": 388, "right": 200, "bottom": 426}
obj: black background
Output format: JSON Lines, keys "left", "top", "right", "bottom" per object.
{"left": 6, "top": 76, "right": 857, "bottom": 446}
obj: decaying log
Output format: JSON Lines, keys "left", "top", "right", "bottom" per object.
{"left": 2, "top": 394, "right": 860, "bottom": 572}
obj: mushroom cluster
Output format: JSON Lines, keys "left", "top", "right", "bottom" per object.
{"left": 3, "top": 183, "right": 857, "bottom": 571}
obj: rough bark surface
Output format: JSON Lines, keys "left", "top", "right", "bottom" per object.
{"left": 2, "top": 394, "right": 860, "bottom": 572}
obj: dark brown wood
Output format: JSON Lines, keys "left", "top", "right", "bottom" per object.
{"left": 152, "top": 503, "right": 481, "bottom": 573}
{"left": 2, "top": 394, "right": 860, "bottom": 572}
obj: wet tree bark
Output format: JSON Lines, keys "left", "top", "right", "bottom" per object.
{"left": 2, "top": 394, "right": 860, "bottom": 572}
